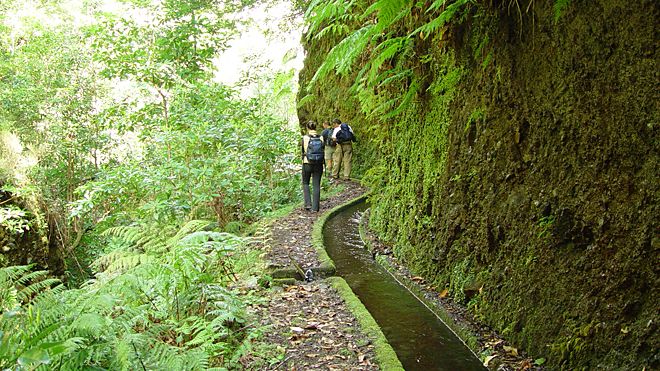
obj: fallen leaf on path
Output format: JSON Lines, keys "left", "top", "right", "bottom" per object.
{"left": 484, "top": 355, "right": 498, "bottom": 367}
{"left": 503, "top": 345, "right": 519, "bottom": 356}
{"left": 486, "top": 339, "right": 504, "bottom": 348}
{"left": 519, "top": 360, "right": 532, "bottom": 370}
{"left": 439, "top": 289, "right": 449, "bottom": 298}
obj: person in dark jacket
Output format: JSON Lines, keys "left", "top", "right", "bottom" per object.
{"left": 301, "top": 121, "right": 324, "bottom": 211}
{"left": 320, "top": 121, "right": 335, "bottom": 177}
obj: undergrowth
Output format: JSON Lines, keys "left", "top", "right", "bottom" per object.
{"left": 0, "top": 220, "right": 265, "bottom": 370}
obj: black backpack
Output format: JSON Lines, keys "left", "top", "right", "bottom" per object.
{"left": 335, "top": 123, "right": 355, "bottom": 144}
{"left": 321, "top": 128, "right": 335, "bottom": 147}
{"left": 306, "top": 135, "right": 324, "bottom": 164}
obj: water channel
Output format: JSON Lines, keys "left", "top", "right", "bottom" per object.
{"left": 323, "top": 202, "right": 485, "bottom": 370}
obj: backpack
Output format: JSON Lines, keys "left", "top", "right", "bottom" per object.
{"left": 335, "top": 123, "right": 355, "bottom": 144}
{"left": 306, "top": 135, "right": 324, "bottom": 164}
{"left": 321, "top": 128, "right": 335, "bottom": 147}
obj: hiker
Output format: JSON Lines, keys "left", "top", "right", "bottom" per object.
{"left": 321, "top": 121, "right": 335, "bottom": 177}
{"left": 331, "top": 118, "right": 356, "bottom": 180}
{"left": 301, "top": 120, "right": 324, "bottom": 212}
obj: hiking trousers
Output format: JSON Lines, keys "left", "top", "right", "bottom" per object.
{"left": 324, "top": 145, "right": 335, "bottom": 176}
{"left": 332, "top": 142, "right": 352, "bottom": 179}
{"left": 302, "top": 163, "right": 323, "bottom": 211}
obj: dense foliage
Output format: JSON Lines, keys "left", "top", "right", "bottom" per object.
{"left": 0, "top": 0, "right": 301, "bottom": 368}
{"left": 299, "top": 0, "right": 657, "bottom": 369}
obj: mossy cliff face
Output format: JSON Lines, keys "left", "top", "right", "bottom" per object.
{"left": 298, "top": 0, "right": 658, "bottom": 369}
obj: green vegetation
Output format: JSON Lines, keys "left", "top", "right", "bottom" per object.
{"left": 0, "top": 224, "right": 256, "bottom": 369}
{"left": 300, "top": 0, "right": 657, "bottom": 369}
{"left": 0, "top": 0, "right": 303, "bottom": 368}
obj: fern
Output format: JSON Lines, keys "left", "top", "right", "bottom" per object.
{"left": 167, "top": 219, "right": 213, "bottom": 245}
{"left": 363, "top": 0, "right": 412, "bottom": 32}
{"left": 412, "top": 0, "right": 472, "bottom": 38}
{"left": 553, "top": 0, "right": 571, "bottom": 23}
{"left": 305, "top": 0, "right": 357, "bottom": 39}
{"left": 1, "top": 217, "right": 253, "bottom": 370}
{"left": 0, "top": 265, "right": 83, "bottom": 370}
{"left": 367, "top": 36, "right": 412, "bottom": 84}
{"left": 296, "top": 93, "right": 316, "bottom": 108}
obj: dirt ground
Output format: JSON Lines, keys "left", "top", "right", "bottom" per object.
{"left": 244, "top": 180, "right": 378, "bottom": 370}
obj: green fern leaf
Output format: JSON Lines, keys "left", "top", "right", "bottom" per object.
{"left": 412, "top": 0, "right": 472, "bottom": 38}
{"left": 553, "top": 0, "right": 570, "bottom": 22}
{"left": 310, "top": 24, "right": 375, "bottom": 86}
{"left": 297, "top": 93, "right": 316, "bottom": 107}
{"left": 367, "top": 36, "right": 412, "bottom": 83}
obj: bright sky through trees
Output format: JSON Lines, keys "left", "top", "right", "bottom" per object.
{"left": 214, "top": 1, "right": 303, "bottom": 89}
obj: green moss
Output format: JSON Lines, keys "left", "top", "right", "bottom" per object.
{"left": 326, "top": 276, "right": 404, "bottom": 370}
{"left": 300, "top": 0, "right": 659, "bottom": 369}
{"left": 311, "top": 194, "right": 368, "bottom": 277}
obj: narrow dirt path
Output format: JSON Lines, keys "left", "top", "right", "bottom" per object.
{"left": 265, "top": 181, "right": 366, "bottom": 271}
{"left": 244, "top": 181, "right": 380, "bottom": 370}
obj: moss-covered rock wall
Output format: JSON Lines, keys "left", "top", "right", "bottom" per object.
{"left": 298, "top": 0, "right": 658, "bottom": 369}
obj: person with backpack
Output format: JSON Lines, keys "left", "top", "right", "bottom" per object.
{"left": 320, "top": 121, "right": 335, "bottom": 177}
{"left": 301, "top": 120, "right": 324, "bottom": 211}
{"left": 331, "top": 118, "right": 356, "bottom": 180}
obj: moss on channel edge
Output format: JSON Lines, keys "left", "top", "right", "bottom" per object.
{"left": 315, "top": 191, "right": 404, "bottom": 369}
{"left": 326, "top": 276, "right": 404, "bottom": 371}
{"left": 310, "top": 192, "right": 368, "bottom": 277}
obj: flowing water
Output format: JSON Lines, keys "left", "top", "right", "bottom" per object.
{"left": 323, "top": 202, "right": 485, "bottom": 371}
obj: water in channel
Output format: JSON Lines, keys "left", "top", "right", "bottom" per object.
{"left": 323, "top": 202, "right": 485, "bottom": 371}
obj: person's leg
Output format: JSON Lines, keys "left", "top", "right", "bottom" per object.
{"left": 302, "top": 164, "right": 312, "bottom": 209}
{"left": 324, "top": 146, "right": 334, "bottom": 177}
{"left": 342, "top": 143, "right": 352, "bottom": 179}
{"left": 332, "top": 144, "right": 343, "bottom": 179}
{"left": 311, "top": 164, "right": 322, "bottom": 211}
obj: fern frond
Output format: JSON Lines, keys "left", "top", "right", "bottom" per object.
{"left": 412, "top": 0, "right": 472, "bottom": 38}
{"left": 297, "top": 93, "right": 315, "bottom": 107}
{"left": 305, "top": 0, "right": 356, "bottom": 38}
{"left": 428, "top": 0, "right": 449, "bottom": 12}
{"left": 167, "top": 220, "right": 213, "bottom": 246}
{"left": 146, "top": 340, "right": 185, "bottom": 370}
{"left": 17, "top": 279, "right": 61, "bottom": 302}
{"left": 553, "top": 0, "right": 570, "bottom": 22}
{"left": 13, "top": 269, "right": 49, "bottom": 287}
{"left": 366, "top": 36, "right": 412, "bottom": 84}
{"left": 104, "top": 254, "right": 155, "bottom": 274}
{"left": 384, "top": 78, "right": 420, "bottom": 119}
{"left": 313, "top": 23, "right": 350, "bottom": 40}
{"left": 102, "top": 225, "right": 142, "bottom": 243}
{"left": 364, "top": 0, "right": 412, "bottom": 32}
{"left": 72, "top": 312, "right": 109, "bottom": 338}
{"left": 179, "top": 231, "right": 240, "bottom": 248}
{"left": 0, "top": 265, "right": 33, "bottom": 281}
{"left": 309, "top": 24, "right": 375, "bottom": 86}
